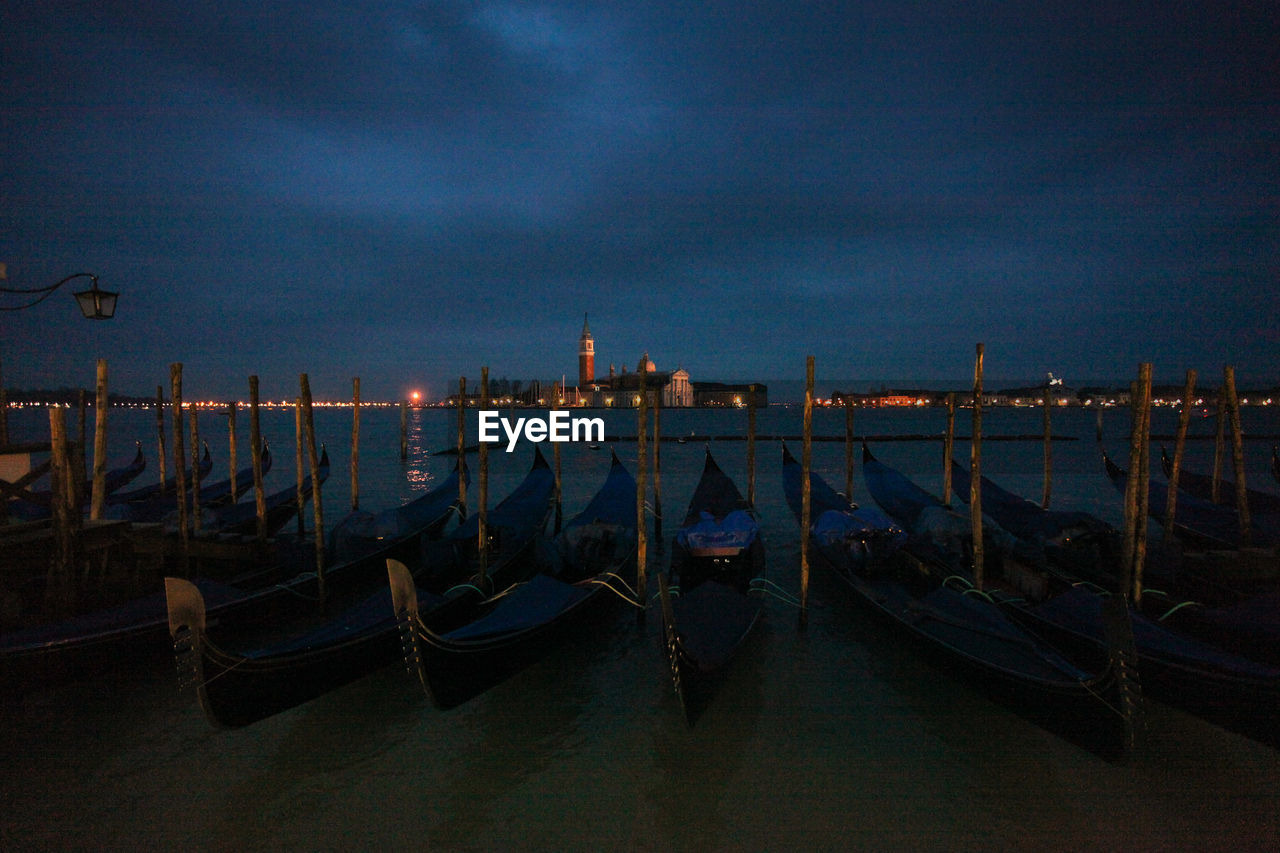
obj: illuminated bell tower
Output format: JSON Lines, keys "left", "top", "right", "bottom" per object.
{"left": 578, "top": 313, "right": 595, "bottom": 387}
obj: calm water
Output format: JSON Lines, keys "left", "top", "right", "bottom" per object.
{"left": 3, "top": 405, "right": 1278, "bottom": 851}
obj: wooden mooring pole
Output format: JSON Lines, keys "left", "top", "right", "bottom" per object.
{"left": 227, "top": 401, "right": 238, "bottom": 510}
{"left": 553, "top": 393, "right": 563, "bottom": 535}
{"left": 652, "top": 393, "right": 662, "bottom": 546}
{"left": 155, "top": 385, "right": 167, "bottom": 496}
{"left": 77, "top": 390, "right": 87, "bottom": 511}
{"left": 399, "top": 399, "right": 408, "bottom": 462}
{"left": 746, "top": 384, "right": 757, "bottom": 507}
{"left": 1120, "top": 364, "right": 1153, "bottom": 604}
{"left": 1212, "top": 393, "right": 1226, "bottom": 504}
{"left": 300, "top": 374, "right": 325, "bottom": 600}
{"left": 1163, "top": 369, "right": 1196, "bottom": 541}
{"left": 189, "top": 407, "right": 201, "bottom": 533}
{"left": 1224, "top": 366, "right": 1252, "bottom": 547}
{"left": 844, "top": 398, "right": 854, "bottom": 500}
{"left": 970, "top": 344, "right": 984, "bottom": 590}
{"left": 46, "top": 407, "right": 78, "bottom": 614}
{"left": 800, "top": 356, "right": 814, "bottom": 629}
{"left": 1041, "top": 385, "right": 1052, "bottom": 509}
{"left": 636, "top": 361, "right": 648, "bottom": 622}
{"left": 457, "top": 377, "right": 467, "bottom": 515}
{"left": 294, "top": 397, "right": 304, "bottom": 536}
{"left": 942, "top": 392, "right": 955, "bottom": 505}
{"left": 0, "top": 354, "right": 7, "bottom": 446}
{"left": 351, "top": 377, "right": 360, "bottom": 512}
{"left": 478, "top": 367, "right": 490, "bottom": 587}
{"left": 89, "top": 358, "right": 109, "bottom": 520}
{"left": 170, "top": 363, "right": 189, "bottom": 572}
{"left": 249, "top": 376, "right": 266, "bottom": 542}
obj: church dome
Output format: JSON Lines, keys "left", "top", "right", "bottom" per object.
{"left": 637, "top": 352, "right": 656, "bottom": 373}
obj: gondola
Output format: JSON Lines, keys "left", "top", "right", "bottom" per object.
{"left": 110, "top": 444, "right": 270, "bottom": 523}
{"left": 861, "top": 444, "right": 1137, "bottom": 759}
{"left": 4, "top": 442, "right": 147, "bottom": 521}
{"left": 201, "top": 447, "right": 331, "bottom": 537}
{"left": 2, "top": 450, "right": 447, "bottom": 682}
{"left": 107, "top": 442, "right": 213, "bottom": 505}
{"left": 949, "top": 459, "right": 1280, "bottom": 747}
{"left": 166, "top": 450, "right": 550, "bottom": 728}
{"left": 393, "top": 449, "right": 636, "bottom": 709}
{"left": 659, "top": 448, "right": 764, "bottom": 726}
{"left": 780, "top": 443, "right": 906, "bottom": 577}
{"left": 1102, "top": 451, "right": 1274, "bottom": 550}
{"left": 1160, "top": 447, "right": 1280, "bottom": 528}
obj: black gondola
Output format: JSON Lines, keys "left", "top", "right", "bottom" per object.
{"left": 393, "top": 449, "right": 637, "bottom": 709}
{"left": 860, "top": 444, "right": 1137, "bottom": 759}
{"left": 3, "top": 441, "right": 147, "bottom": 521}
{"left": 165, "top": 451, "right": 550, "bottom": 728}
{"left": 1160, "top": 447, "right": 1280, "bottom": 529}
{"left": 4, "top": 448, "right": 434, "bottom": 681}
{"left": 1102, "top": 451, "right": 1275, "bottom": 550}
{"left": 660, "top": 448, "right": 764, "bottom": 726}
{"left": 950, "top": 459, "right": 1280, "bottom": 747}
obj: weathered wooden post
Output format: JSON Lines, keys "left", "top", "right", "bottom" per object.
{"left": 46, "top": 407, "right": 79, "bottom": 614}
{"left": 970, "top": 344, "right": 984, "bottom": 590}
{"left": 1041, "top": 385, "right": 1053, "bottom": 509}
{"left": 249, "top": 376, "right": 266, "bottom": 542}
{"left": 636, "top": 360, "right": 649, "bottom": 622}
{"left": 1133, "top": 365, "right": 1153, "bottom": 603}
{"left": 478, "top": 367, "right": 490, "bottom": 586}
{"left": 844, "top": 398, "right": 854, "bottom": 500}
{"left": 399, "top": 399, "right": 408, "bottom": 462}
{"left": 553, "top": 393, "right": 563, "bottom": 535}
{"left": 1212, "top": 393, "right": 1226, "bottom": 504}
{"left": 1163, "top": 369, "right": 1196, "bottom": 541}
{"left": 155, "top": 385, "right": 167, "bottom": 496}
{"left": 942, "top": 392, "right": 955, "bottom": 505}
{"left": 457, "top": 377, "right": 467, "bottom": 515}
{"left": 0, "top": 354, "right": 7, "bottom": 446}
{"left": 77, "top": 390, "right": 87, "bottom": 510}
{"left": 1120, "top": 365, "right": 1153, "bottom": 603}
{"left": 300, "top": 374, "right": 326, "bottom": 600}
{"left": 170, "top": 364, "right": 189, "bottom": 571}
{"left": 652, "top": 392, "right": 662, "bottom": 545}
{"left": 1223, "top": 366, "right": 1252, "bottom": 547}
{"left": 351, "top": 377, "right": 360, "bottom": 512}
{"left": 800, "top": 356, "right": 814, "bottom": 629}
{"left": 189, "top": 407, "right": 201, "bottom": 532}
{"left": 294, "top": 397, "right": 304, "bottom": 536}
{"left": 746, "top": 384, "right": 757, "bottom": 507}
{"left": 90, "top": 359, "right": 109, "bottom": 520}
{"left": 227, "top": 400, "right": 238, "bottom": 509}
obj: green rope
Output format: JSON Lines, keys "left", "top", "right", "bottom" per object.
{"left": 1158, "top": 600, "right": 1202, "bottom": 621}
{"left": 749, "top": 576, "right": 802, "bottom": 607}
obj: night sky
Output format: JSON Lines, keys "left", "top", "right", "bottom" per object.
{"left": 3, "top": 2, "right": 1277, "bottom": 401}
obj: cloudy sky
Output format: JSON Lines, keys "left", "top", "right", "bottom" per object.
{"left": 3, "top": 1, "right": 1277, "bottom": 401}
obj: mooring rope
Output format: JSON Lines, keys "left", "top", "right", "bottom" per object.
{"left": 749, "top": 576, "right": 801, "bottom": 607}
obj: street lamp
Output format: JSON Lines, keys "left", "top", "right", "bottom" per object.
{"left": 0, "top": 271, "right": 118, "bottom": 319}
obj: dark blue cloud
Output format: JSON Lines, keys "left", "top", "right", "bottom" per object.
{"left": 3, "top": 1, "right": 1277, "bottom": 400}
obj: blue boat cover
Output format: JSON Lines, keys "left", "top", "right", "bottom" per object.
{"left": 677, "top": 509, "right": 759, "bottom": 553}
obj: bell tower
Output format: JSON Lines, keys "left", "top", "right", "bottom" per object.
{"left": 578, "top": 314, "right": 595, "bottom": 387}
